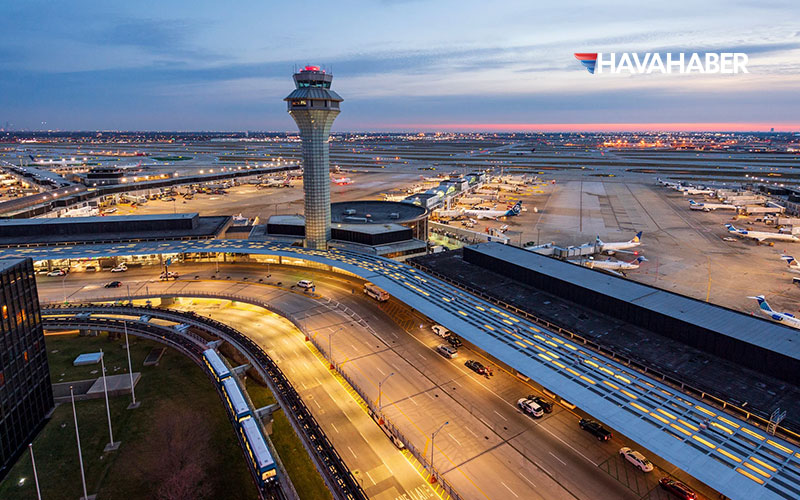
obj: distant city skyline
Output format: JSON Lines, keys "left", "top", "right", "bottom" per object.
{"left": 1, "top": 1, "right": 799, "bottom": 132}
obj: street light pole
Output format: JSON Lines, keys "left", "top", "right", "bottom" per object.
{"left": 430, "top": 421, "right": 449, "bottom": 484}
{"left": 100, "top": 350, "right": 119, "bottom": 451}
{"left": 124, "top": 321, "right": 139, "bottom": 409}
{"left": 328, "top": 328, "right": 341, "bottom": 370}
{"left": 28, "top": 444, "right": 41, "bottom": 500}
{"left": 62, "top": 273, "right": 67, "bottom": 303}
{"left": 378, "top": 372, "right": 395, "bottom": 419}
{"left": 70, "top": 386, "right": 89, "bottom": 500}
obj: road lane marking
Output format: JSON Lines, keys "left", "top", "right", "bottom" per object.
{"left": 464, "top": 426, "right": 478, "bottom": 438}
{"left": 549, "top": 452, "right": 566, "bottom": 466}
{"left": 376, "top": 366, "right": 386, "bottom": 376}
{"left": 501, "top": 481, "right": 519, "bottom": 498}
{"left": 366, "top": 470, "right": 376, "bottom": 485}
{"left": 348, "top": 446, "right": 357, "bottom": 459}
{"left": 493, "top": 410, "right": 507, "bottom": 421}
{"left": 521, "top": 474, "right": 536, "bottom": 488}
{"left": 408, "top": 395, "right": 419, "bottom": 406}
{"left": 331, "top": 422, "right": 339, "bottom": 434}
{"left": 448, "top": 432, "right": 462, "bottom": 446}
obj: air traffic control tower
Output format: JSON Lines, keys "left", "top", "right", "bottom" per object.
{"left": 285, "top": 65, "right": 343, "bottom": 250}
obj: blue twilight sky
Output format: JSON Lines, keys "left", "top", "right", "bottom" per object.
{"left": 1, "top": 0, "right": 799, "bottom": 132}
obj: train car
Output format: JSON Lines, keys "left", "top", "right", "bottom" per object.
{"left": 222, "top": 377, "right": 251, "bottom": 421}
{"left": 203, "top": 348, "right": 231, "bottom": 382}
{"left": 239, "top": 416, "right": 278, "bottom": 485}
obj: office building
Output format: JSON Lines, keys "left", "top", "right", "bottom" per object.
{"left": 0, "top": 258, "right": 53, "bottom": 480}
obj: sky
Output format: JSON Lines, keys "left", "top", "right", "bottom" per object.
{"left": 1, "top": 0, "right": 799, "bottom": 132}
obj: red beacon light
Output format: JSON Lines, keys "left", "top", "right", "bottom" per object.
{"left": 303, "top": 65, "right": 321, "bottom": 72}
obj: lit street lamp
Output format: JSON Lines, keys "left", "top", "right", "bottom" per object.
{"left": 430, "top": 421, "right": 449, "bottom": 484}
{"left": 377, "top": 372, "right": 395, "bottom": 424}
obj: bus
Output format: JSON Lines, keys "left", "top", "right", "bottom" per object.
{"left": 364, "top": 282, "right": 390, "bottom": 302}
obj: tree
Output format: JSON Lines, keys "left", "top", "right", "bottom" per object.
{"left": 132, "top": 402, "right": 214, "bottom": 500}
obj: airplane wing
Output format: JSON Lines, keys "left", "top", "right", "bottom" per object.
{"left": 610, "top": 248, "right": 637, "bottom": 255}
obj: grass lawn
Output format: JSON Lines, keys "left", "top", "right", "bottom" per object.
{"left": 0, "top": 332, "right": 257, "bottom": 500}
{"left": 246, "top": 378, "right": 332, "bottom": 500}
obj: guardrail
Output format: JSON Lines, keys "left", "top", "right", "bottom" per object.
{"left": 42, "top": 303, "right": 366, "bottom": 500}
{"left": 408, "top": 261, "right": 800, "bottom": 446}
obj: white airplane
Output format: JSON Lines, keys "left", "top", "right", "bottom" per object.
{"left": 748, "top": 295, "right": 800, "bottom": 329}
{"left": 656, "top": 177, "right": 681, "bottom": 189}
{"left": 725, "top": 224, "right": 800, "bottom": 243}
{"left": 332, "top": 176, "right": 353, "bottom": 185}
{"left": 680, "top": 187, "right": 716, "bottom": 196}
{"left": 28, "top": 155, "right": 86, "bottom": 165}
{"left": 781, "top": 255, "right": 800, "bottom": 273}
{"left": 596, "top": 231, "right": 642, "bottom": 255}
{"left": 689, "top": 199, "right": 738, "bottom": 212}
{"left": 463, "top": 201, "right": 522, "bottom": 220}
{"left": 584, "top": 256, "right": 647, "bottom": 275}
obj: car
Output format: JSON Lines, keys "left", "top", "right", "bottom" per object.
{"left": 160, "top": 271, "right": 179, "bottom": 280}
{"left": 722, "top": 236, "right": 737, "bottom": 242}
{"left": 436, "top": 344, "right": 458, "bottom": 359}
{"left": 526, "top": 395, "right": 553, "bottom": 413}
{"left": 104, "top": 208, "right": 117, "bottom": 214}
{"left": 579, "top": 418, "right": 612, "bottom": 441}
{"left": 297, "top": 279, "right": 314, "bottom": 289}
{"left": 658, "top": 477, "right": 697, "bottom": 499}
{"left": 47, "top": 269, "right": 66, "bottom": 277}
{"left": 431, "top": 324, "right": 451, "bottom": 338}
{"left": 464, "top": 359, "right": 487, "bottom": 375}
{"left": 111, "top": 264, "right": 127, "bottom": 273}
{"left": 104, "top": 281, "right": 122, "bottom": 288}
{"left": 517, "top": 398, "right": 544, "bottom": 418}
{"left": 84, "top": 266, "right": 97, "bottom": 272}
{"left": 447, "top": 335, "right": 463, "bottom": 348}
{"left": 619, "top": 447, "right": 654, "bottom": 472}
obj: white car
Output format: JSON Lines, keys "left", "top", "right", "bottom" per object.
{"left": 436, "top": 344, "right": 458, "bottom": 359}
{"left": 160, "top": 271, "right": 179, "bottom": 280}
{"left": 619, "top": 447, "right": 654, "bottom": 472}
{"left": 297, "top": 280, "right": 314, "bottom": 289}
{"left": 722, "top": 236, "right": 737, "bottom": 242}
{"left": 517, "top": 398, "right": 544, "bottom": 418}
{"left": 431, "top": 324, "right": 451, "bottom": 338}
{"left": 47, "top": 269, "right": 66, "bottom": 277}
{"left": 111, "top": 264, "right": 127, "bottom": 272}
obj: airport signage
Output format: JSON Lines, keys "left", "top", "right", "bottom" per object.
{"left": 574, "top": 52, "right": 749, "bottom": 74}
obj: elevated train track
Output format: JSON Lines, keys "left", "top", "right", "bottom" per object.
{"left": 41, "top": 304, "right": 367, "bottom": 500}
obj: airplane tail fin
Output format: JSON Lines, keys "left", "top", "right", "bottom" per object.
{"left": 781, "top": 255, "right": 796, "bottom": 266}
{"left": 631, "top": 231, "right": 642, "bottom": 243}
{"left": 748, "top": 295, "right": 773, "bottom": 313}
{"left": 596, "top": 235, "right": 604, "bottom": 246}
{"left": 725, "top": 224, "right": 736, "bottom": 232}
{"left": 29, "top": 155, "right": 35, "bottom": 161}
{"left": 510, "top": 201, "right": 522, "bottom": 215}
{"left": 631, "top": 256, "right": 647, "bottom": 264}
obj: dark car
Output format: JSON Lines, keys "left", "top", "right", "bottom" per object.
{"left": 447, "top": 335, "right": 463, "bottom": 348}
{"left": 104, "top": 281, "right": 122, "bottom": 288}
{"left": 658, "top": 478, "right": 697, "bottom": 500}
{"left": 465, "top": 359, "right": 487, "bottom": 375}
{"left": 527, "top": 395, "right": 553, "bottom": 413}
{"left": 579, "top": 418, "right": 612, "bottom": 441}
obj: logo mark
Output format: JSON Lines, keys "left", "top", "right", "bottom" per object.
{"left": 574, "top": 53, "right": 598, "bottom": 74}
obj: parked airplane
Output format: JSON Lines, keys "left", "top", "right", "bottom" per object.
{"left": 725, "top": 224, "right": 800, "bottom": 243}
{"left": 680, "top": 187, "right": 716, "bottom": 196}
{"left": 781, "top": 255, "right": 800, "bottom": 273}
{"left": 596, "top": 231, "right": 642, "bottom": 255}
{"left": 748, "top": 295, "right": 800, "bottom": 329}
{"left": 689, "top": 199, "right": 738, "bottom": 212}
{"left": 656, "top": 177, "right": 681, "bottom": 189}
{"left": 462, "top": 201, "right": 522, "bottom": 220}
{"left": 332, "top": 176, "right": 353, "bottom": 185}
{"left": 584, "top": 256, "right": 647, "bottom": 275}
